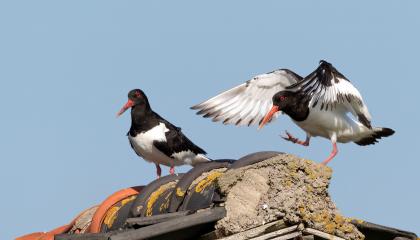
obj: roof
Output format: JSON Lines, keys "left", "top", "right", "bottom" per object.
{"left": 17, "top": 152, "right": 418, "bottom": 240}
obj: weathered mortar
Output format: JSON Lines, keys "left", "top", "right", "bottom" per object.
{"left": 215, "top": 153, "right": 365, "bottom": 240}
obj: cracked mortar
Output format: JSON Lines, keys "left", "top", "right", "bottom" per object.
{"left": 215, "top": 153, "right": 365, "bottom": 240}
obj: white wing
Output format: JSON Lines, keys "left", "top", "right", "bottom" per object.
{"left": 191, "top": 69, "right": 302, "bottom": 127}
{"left": 287, "top": 61, "right": 372, "bottom": 128}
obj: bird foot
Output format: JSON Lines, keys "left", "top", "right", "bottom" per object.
{"left": 281, "top": 131, "right": 309, "bottom": 146}
{"left": 155, "top": 164, "right": 162, "bottom": 178}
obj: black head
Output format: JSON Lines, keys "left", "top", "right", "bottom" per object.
{"left": 258, "top": 91, "right": 296, "bottom": 129}
{"left": 272, "top": 91, "right": 295, "bottom": 110}
{"left": 117, "top": 89, "right": 150, "bottom": 117}
{"left": 127, "top": 89, "right": 148, "bottom": 103}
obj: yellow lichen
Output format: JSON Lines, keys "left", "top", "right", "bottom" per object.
{"left": 304, "top": 166, "right": 317, "bottom": 180}
{"left": 306, "top": 185, "right": 314, "bottom": 192}
{"left": 325, "top": 222, "right": 336, "bottom": 234}
{"left": 287, "top": 161, "right": 298, "bottom": 171}
{"left": 341, "top": 222, "right": 355, "bottom": 233}
{"left": 103, "top": 206, "right": 118, "bottom": 228}
{"left": 284, "top": 180, "right": 293, "bottom": 187}
{"left": 159, "top": 193, "right": 171, "bottom": 212}
{"left": 334, "top": 215, "right": 345, "bottom": 225}
{"left": 146, "top": 182, "right": 176, "bottom": 216}
{"left": 103, "top": 195, "right": 137, "bottom": 228}
{"left": 298, "top": 206, "right": 310, "bottom": 222}
{"left": 121, "top": 195, "right": 136, "bottom": 206}
{"left": 195, "top": 171, "right": 223, "bottom": 193}
{"left": 176, "top": 187, "right": 185, "bottom": 197}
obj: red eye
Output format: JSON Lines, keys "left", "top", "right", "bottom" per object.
{"left": 280, "top": 96, "right": 286, "bottom": 101}
{"left": 135, "top": 91, "right": 141, "bottom": 97}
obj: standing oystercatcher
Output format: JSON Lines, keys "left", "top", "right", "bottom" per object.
{"left": 192, "top": 61, "right": 394, "bottom": 164}
{"left": 118, "top": 89, "right": 210, "bottom": 177}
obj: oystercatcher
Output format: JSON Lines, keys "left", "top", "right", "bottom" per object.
{"left": 192, "top": 61, "right": 394, "bottom": 164}
{"left": 118, "top": 89, "right": 210, "bottom": 177}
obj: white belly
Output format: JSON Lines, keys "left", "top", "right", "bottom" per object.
{"left": 292, "top": 109, "right": 369, "bottom": 143}
{"left": 128, "top": 123, "right": 209, "bottom": 166}
{"left": 128, "top": 123, "right": 183, "bottom": 167}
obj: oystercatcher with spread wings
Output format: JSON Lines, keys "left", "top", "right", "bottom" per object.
{"left": 118, "top": 89, "right": 210, "bottom": 177}
{"left": 192, "top": 60, "right": 394, "bottom": 164}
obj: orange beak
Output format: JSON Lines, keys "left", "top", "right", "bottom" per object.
{"left": 116, "top": 99, "right": 134, "bottom": 117}
{"left": 258, "top": 105, "right": 279, "bottom": 129}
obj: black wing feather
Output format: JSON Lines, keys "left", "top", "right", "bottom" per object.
{"left": 287, "top": 60, "right": 372, "bottom": 128}
{"left": 152, "top": 112, "right": 207, "bottom": 157}
{"left": 153, "top": 129, "right": 207, "bottom": 158}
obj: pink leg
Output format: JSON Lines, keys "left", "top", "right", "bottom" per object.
{"left": 282, "top": 131, "right": 310, "bottom": 146}
{"left": 321, "top": 142, "right": 338, "bottom": 165}
{"left": 169, "top": 158, "right": 176, "bottom": 175}
{"left": 155, "top": 164, "right": 162, "bottom": 178}
{"left": 169, "top": 166, "right": 175, "bottom": 175}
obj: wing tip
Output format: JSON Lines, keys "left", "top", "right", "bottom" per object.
{"left": 211, "top": 118, "right": 221, "bottom": 123}
{"left": 196, "top": 108, "right": 208, "bottom": 115}
{"left": 235, "top": 118, "right": 243, "bottom": 125}
{"left": 203, "top": 112, "right": 213, "bottom": 118}
{"left": 190, "top": 103, "right": 204, "bottom": 110}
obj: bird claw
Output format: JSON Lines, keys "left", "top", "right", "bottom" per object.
{"left": 281, "top": 131, "right": 298, "bottom": 143}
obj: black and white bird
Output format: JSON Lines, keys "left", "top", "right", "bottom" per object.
{"left": 192, "top": 60, "right": 394, "bottom": 164}
{"left": 117, "top": 89, "right": 210, "bottom": 177}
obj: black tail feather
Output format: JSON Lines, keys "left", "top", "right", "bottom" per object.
{"left": 355, "top": 127, "right": 395, "bottom": 146}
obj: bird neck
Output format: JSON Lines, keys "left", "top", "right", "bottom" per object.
{"left": 281, "top": 95, "right": 310, "bottom": 122}
{"left": 130, "top": 103, "right": 157, "bottom": 132}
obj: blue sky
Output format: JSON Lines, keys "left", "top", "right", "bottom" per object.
{"left": 1, "top": 1, "right": 419, "bottom": 239}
